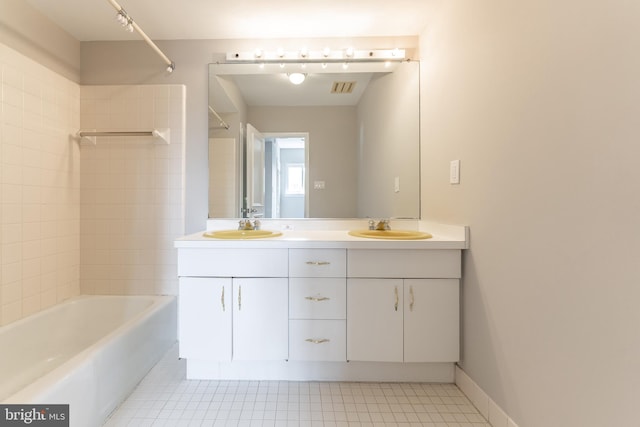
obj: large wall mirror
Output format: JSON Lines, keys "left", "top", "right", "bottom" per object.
{"left": 208, "top": 59, "right": 420, "bottom": 219}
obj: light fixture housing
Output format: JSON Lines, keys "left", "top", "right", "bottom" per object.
{"left": 226, "top": 48, "right": 406, "bottom": 63}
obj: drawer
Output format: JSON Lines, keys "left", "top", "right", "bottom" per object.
{"left": 289, "top": 278, "right": 346, "bottom": 319}
{"left": 178, "top": 248, "right": 288, "bottom": 277}
{"left": 289, "top": 249, "right": 346, "bottom": 277}
{"left": 347, "top": 249, "right": 461, "bottom": 278}
{"left": 289, "top": 320, "right": 346, "bottom": 362}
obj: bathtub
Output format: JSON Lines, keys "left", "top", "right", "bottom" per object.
{"left": 0, "top": 295, "right": 177, "bottom": 427}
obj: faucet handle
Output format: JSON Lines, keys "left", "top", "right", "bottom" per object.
{"left": 375, "top": 219, "right": 390, "bottom": 230}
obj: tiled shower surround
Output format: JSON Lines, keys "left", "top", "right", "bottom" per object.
{"left": 79, "top": 85, "right": 185, "bottom": 296}
{"left": 0, "top": 44, "right": 81, "bottom": 325}
{"left": 0, "top": 42, "right": 184, "bottom": 326}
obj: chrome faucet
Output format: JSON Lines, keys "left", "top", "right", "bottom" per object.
{"left": 369, "top": 219, "right": 390, "bottom": 230}
{"left": 238, "top": 219, "right": 261, "bottom": 230}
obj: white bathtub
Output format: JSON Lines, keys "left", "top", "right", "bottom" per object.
{"left": 0, "top": 295, "right": 177, "bottom": 427}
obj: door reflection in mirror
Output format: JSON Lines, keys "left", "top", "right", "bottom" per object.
{"left": 263, "top": 133, "right": 308, "bottom": 218}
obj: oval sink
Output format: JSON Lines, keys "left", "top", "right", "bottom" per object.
{"left": 348, "top": 229, "right": 433, "bottom": 240}
{"left": 203, "top": 230, "right": 283, "bottom": 239}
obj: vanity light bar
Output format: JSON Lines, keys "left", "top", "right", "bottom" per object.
{"left": 226, "top": 48, "right": 405, "bottom": 63}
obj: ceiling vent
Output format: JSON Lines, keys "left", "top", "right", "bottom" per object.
{"left": 331, "top": 81, "right": 356, "bottom": 94}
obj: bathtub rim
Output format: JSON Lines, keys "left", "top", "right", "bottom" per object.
{"left": 2, "top": 294, "right": 176, "bottom": 404}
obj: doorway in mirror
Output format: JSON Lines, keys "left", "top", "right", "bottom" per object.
{"left": 264, "top": 134, "right": 308, "bottom": 218}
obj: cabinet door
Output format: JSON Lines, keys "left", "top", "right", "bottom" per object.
{"left": 346, "top": 278, "right": 403, "bottom": 362}
{"left": 178, "top": 277, "right": 232, "bottom": 361}
{"left": 404, "top": 279, "right": 459, "bottom": 362}
{"left": 232, "top": 278, "right": 288, "bottom": 361}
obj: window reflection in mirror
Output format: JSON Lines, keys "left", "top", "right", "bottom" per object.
{"left": 208, "top": 60, "right": 420, "bottom": 219}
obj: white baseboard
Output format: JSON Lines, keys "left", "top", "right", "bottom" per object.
{"left": 455, "top": 365, "right": 520, "bottom": 427}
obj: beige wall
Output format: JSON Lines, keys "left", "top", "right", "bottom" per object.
{"left": 420, "top": 1, "right": 640, "bottom": 426}
{"left": 0, "top": 0, "right": 80, "bottom": 81}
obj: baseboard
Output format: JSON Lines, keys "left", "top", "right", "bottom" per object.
{"left": 187, "top": 359, "right": 455, "bottom": 382}
{"left": 455, "top": 364, "right": 520, "bottom": 427}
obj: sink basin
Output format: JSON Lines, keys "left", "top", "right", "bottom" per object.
{"left": 348, "top": 229, "right": 433, "bottom": 240}
{"left": 203, "top": 229, "right": 283, "bottom": 239}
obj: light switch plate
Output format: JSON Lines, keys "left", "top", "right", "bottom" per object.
{"left": 450, "top": 160, "right": 460, "bottom": 184}
{"left": 394, "top": 176, "right": 400, "bottom": 193}
{"left": 313, "top": 181, "right": 326, "bottom": 190}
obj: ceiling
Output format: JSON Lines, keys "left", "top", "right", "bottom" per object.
{"left": 24, "top": 0, "right": 440, "bottom": 41}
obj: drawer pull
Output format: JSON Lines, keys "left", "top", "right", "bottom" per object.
{"left": 394, "top": 286, "right": 399, "bottom": 311}
{"left": 221, "top": 287, "right": 225, "bottom": 312}
{"left": 306, "top": 261, "right": 330, "bottom": 266}
{"left": 305, "top": 338, "right": 330, "bottom": 344}
{"left": 238, "top": 285, "right": 242, "bottom": 311}
{"left": 305, "top": 296, "right": 330, "bottom": 302}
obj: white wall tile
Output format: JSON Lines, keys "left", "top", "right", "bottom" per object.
{"left": 0, "top": 43, "right": 80, "bottom": 325}
{"left": 80, "top": 84, "right": 185, "bottom": 296}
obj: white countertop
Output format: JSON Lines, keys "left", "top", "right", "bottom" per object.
{"left": 175, "top": 220, "right": 469, "bottom": 250}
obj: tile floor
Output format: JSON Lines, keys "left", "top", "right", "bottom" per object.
{"left": 103, "top": 345, "right": 490, "bottom": 427}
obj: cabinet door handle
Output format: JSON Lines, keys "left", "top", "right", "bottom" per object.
{"left": 305, "top": 338, "right": 330, "bottom": 344}
{"left": 409, "top": 285, "right": 414, "bottom": 312}
{"left": 394, "top": 286, "right": 399, "bottom": 311}
{"left": 238, "top": 285, "right": 242, "bottom": 311}
{"left": 305, "top": 296, "right": 330, "bottom": 302}
{"left": 221, "top": 286, "right": 225, "bottom": 312}
{"left": 306, "top": 261, "right": 330, "bottom": 266}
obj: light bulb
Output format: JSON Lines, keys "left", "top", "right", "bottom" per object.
{"left": 288, "top": 73, "right": 306, "bottom": 85}
{"left": 322, "top": 47, "right": 331, "bottom": 57}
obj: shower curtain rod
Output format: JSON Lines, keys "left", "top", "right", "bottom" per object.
{"left": 209, "top": 106, "right": 230, "bottom": 130}
{"left": 106, "top": 0, "right": 175, "bottom": 72}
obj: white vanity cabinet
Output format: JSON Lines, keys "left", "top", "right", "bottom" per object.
{"left": 176, "top": 223, "right": 467, "bottom": 381}
{"left": 177, "top": 248, "right": 288, "bottom": 362}
{"left": 346, "top": 249, "right": 460, "bottom": 363}
{"left": 288, "top": 249, "right": 347, "bottom": 362}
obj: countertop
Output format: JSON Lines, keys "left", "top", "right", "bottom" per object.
{"left": 175, "top": 220, "right": 469, "bottom": 250}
